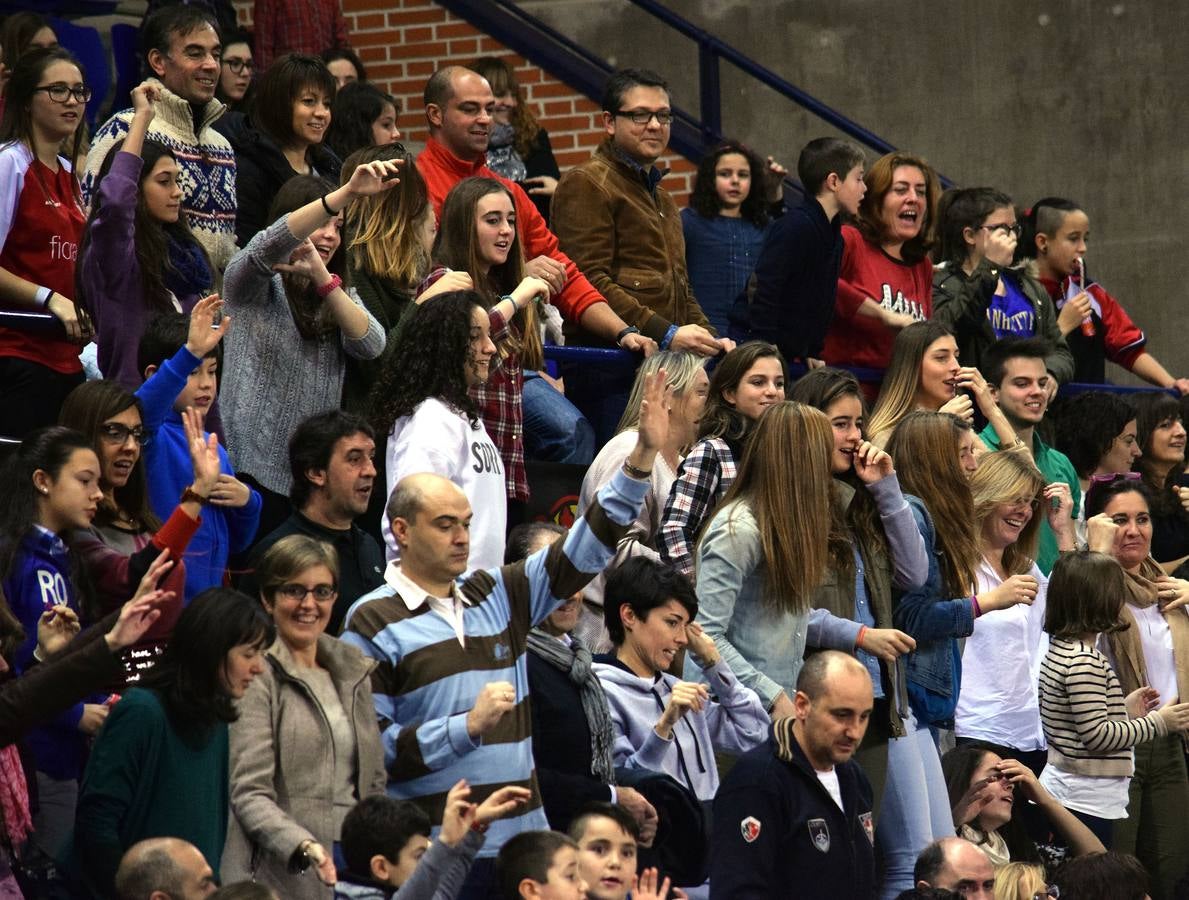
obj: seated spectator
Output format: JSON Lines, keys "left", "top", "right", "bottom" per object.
{"left": 709, "top": 651, "right": 877, "bottom": 899}
{"left": 735, "top": 136, "right": 865, "bottom": 364}
{"left": 932, "top": 188, "right": 1072, "bottom": 384}
{"left": 74, "top": 588, "right": 274, "bottom": 898}
{"left": 941, "top": 744, "right": 1104, "bottom": 876}
{"left": 228, "top": 54, "right": 343, "bottom": 250}
{"left": 223, "top": 535, "right": 386, "bottom": 897}
{"left": 220, "top": 161, "right": 395, "bottom": 538}
{"left": 681, "top": 140, "right": 786, "bottom": 335}
{"left": 594, "top": 557, "right": 769, "bottom": 803}
{"left": 470, "top": 57, "right": 561, "bottom": 225}
{"left": 866, "top": 322, "right": 1017, "bottom": 449}
{"left": 0, "top": 13, "right": 58, "bottom": 67}
{"left": 576, "top": 352, "right": 707, "bottom": 649}
{"left": 977, "top": 338, "right": 1081, "bottom": 574}
{"left": 1130, "top": 391, "right": 1189, "bottom": 571}
{"left": 368, "top": 290, "right": 506, "bottom": 571}
{"left": 507, "top": 523, "right": 657, "bottom": 837}
{"left": 957, "top": 451, "right": 1071, "bottom": 769}
{"left": 1036, "top": 551, "right": 1189, "bottom": 849}
{"left": 0, "top": 48, "right": 91, "bottom": 435}
{"left": 914, "top": 838, "right": 995, "bottom": 899}
{"left": 342, "top": 372, "right": 665, "bottom": 895}
{"left": 1085, "top": 475, "right": 1189, "bottom": 897}
{"left": 1022, "top": 198, "right": 1189, "bottom": 392}
{"left": 114, "top": 837, "right": 217, "bottom": 900}
{"left": 658, "top": 341, "right": 786, "bottom": 575}
{"left": 570, "top": 803, "right": 674, "bottom": 900}
{"left": 321, "top": 47, "right": 368, "bottom": 89}
{"left": 136, "top": 298, "right": 261, "bottom": 598}
{"left": 426, "top": 176, "right": 593, "bottom": 490}
{"left": 335, "top": 783, "right": 530, "bottom": 899}
{"left": 253, "top": 0, "right": 348, "bottom": 70}
{"left": 325, "top": 82, "right": 401, "bottom": 162}
{"left": 340, "top": 143, "right": 435, "bottom": 412}
{"left": 1051, "top": 851, "right": 1151, "bottom": 900}
{"left": 992, "top": 863, "right": 1048, "bottom": 900}
{"left": 143, "top": 0, "right": 238, "bottom": 36}
{"left": 820, "top": 151, "right": 941, "bottom": 373}
{"left": 84, "top": 6, "right": 237, "bottom": 272}
{"left": 1050, "top": 391, "right": 1140, "bottom": 542}
{"left": 495, "top": 832, "right": 586, "bottom": 900}
{"left": 242, "top": 410, "right": 383, "bottom": 633}
{"left": 79, "top": 82, "right": 216, "bottom": 390}
{"left": 58, "top": 380, "right": 213, "bottom": 672}
{"left": 217, "top": 31, "right": 255, "bottom": 114}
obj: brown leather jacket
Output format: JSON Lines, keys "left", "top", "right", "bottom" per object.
{"left": 552, "top": 139, "right": 711, "bottom": 343}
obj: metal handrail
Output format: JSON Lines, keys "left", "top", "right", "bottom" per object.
{"left": 435, "top": 0, "right": 954, "bottom": 188}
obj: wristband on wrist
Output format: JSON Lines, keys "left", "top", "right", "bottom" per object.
{"left": 615, "top": 325, "right": 640, "bottom": 345}
{"left": 34, "top": 285, "right": 52, "bottom": 307}
{"left": 856, "top": 625, "right": 868, "bottom": 649}
{"left": 470, "top": 820, "right": 489, "bottom": 834}
{"left": 971, "top": 595, "right": 982, "bottom": 618}
{"left": 499, "top": 293, "right": 519, "bottom": 311}
{"left": 180, "top": 486, "right": 210, "bottom": 506}
{"left": 315, "top": 274, "right": 343, "bottom": 298}
{"left": 659, "top": 323, "right": 678, "bottom": 351}
{"left": 622, "top": 459, "right": 652, "bottom": 480}
{"left": 320, "top": 193, "right": 339, "bottom": 216}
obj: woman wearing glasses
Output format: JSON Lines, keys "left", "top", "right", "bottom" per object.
{"left": 217, "top": 31, "right": 254, "bottom": 112}
{"left": 0, "top": 48, "right": 92, "bottom": 435}
{"left": 1085, "top": 474, "right": 1189, "bottom": 898}
{"left": 224, "top": 534, "right": 386, "bottom": 898}
{"left": 932, "top": 187, "right": 1074, "bottom": 385}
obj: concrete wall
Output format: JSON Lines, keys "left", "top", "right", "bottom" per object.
{"left": 521, "top": 0, "right": 1189, "bottom": 382}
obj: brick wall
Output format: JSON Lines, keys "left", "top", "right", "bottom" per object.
{"left": 233, "top": 0, "right": 698, "bottom": 202}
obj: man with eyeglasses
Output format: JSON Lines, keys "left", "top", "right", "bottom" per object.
{"left": 83, "top": 5, "right": 237, "bottom": 272}
{"left": 914, "top": 837, "right": 996, "bottom": 899}
{"left": 552, "top": 68, "right": 733, "bottom": 438}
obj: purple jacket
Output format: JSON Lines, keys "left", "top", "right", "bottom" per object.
{"left": 79, "top": 151, "right": 205, "bottom": 389}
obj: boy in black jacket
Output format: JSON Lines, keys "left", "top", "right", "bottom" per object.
{"left": 735, "top": 137, "right": 866, "bottom": 365}
{"left": 710, "top": 651, "right": 876, "bottom": 899}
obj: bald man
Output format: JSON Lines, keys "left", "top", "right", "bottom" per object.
{"left": 914, "top": 837, "right": 995, "bottom": 900}
{"left": 710, "top": 651, "right": 877, "bottom": 899}
{"left": 342, "top": 384, "right": 665, "bottom": 898}
{"left": 114, "top": 838, "right": 217, "bottom": 900}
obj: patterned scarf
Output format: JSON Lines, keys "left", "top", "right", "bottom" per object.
{"left": 527, "top": 628, "right": 615, "bottom": 783}
{"left": 485, "top": 123, "right": 527, "bottom": 183}
{"left": 0, "top": 745, "right": 31, "bottom": 851}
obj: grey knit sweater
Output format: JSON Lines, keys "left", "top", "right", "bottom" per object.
{"left": 221, "top": 215, "right": 385, "bottom": 494}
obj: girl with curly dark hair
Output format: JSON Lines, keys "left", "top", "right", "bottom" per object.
{"left": 369, "top": 290, "right": 507, "bottom": 573}
{"left": 681, "top": 140, "right": 784, "bottom": 334}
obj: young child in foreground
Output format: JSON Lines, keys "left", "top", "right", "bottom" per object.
{"left": 569, "top": 802, "right": 685, "bottom": 900}
{"left": 335, "top": 780, "right": 530, "bottom": 899}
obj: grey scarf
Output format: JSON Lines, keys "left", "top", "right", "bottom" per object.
{"left": 486, "top": 122, "right": 527, "bottom": 183}
{"left": 527, "top": 628, "right": 616, "bottom": 784}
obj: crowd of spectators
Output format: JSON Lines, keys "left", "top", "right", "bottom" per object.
{"left": 0, "top": 3, "right": 1187, "bottom": 899}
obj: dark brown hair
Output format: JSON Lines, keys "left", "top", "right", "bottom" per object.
{"left": 1043, "top": 551, "right": 1128, "bottom": 638}
{"left": 252, "top": 53, "right": 336, "bottom": 149}
{"left": 469, "top": 56, "right": 541, "bottom": 160}
{"left": 698, "top": 341, "right": 786, "bottom": 442}
{"left": 854, "top": 151, "right": 940, "bottom": 264}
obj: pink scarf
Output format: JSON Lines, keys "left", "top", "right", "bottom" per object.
{"left": 0, "top": 744, "right": 31, "bottom": 850}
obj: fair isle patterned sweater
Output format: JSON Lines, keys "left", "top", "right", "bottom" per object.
{"left": 82, "top": 80, "right": 237, "bottom": 271}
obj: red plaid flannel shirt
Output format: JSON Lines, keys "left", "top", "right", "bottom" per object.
{"left": 252, "top": 0, "right": 349, "bottom": 69}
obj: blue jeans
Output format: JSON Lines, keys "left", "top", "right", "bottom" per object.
{"left": 522, "top": 370, "right": 596, "bottom": 465}
{"left": 877, "top": 713, "right": 956, "bottom": 899}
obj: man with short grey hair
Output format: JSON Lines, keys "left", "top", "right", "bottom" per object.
{"left": 114, "top": 837, "right": 217, "bottom": 900}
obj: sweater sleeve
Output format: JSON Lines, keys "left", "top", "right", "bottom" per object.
{"left": 748, "top": 212, "right": 815, "bottom": 358}
{"left": 1092, "top": 283, "right": 1148, "bottom": 370}
{"left": 223, "top": 214, "right": 304, "bottom": 308}
{"left": 394, "top": 829, "right": 484, "bottom": 900}
{"left": 699, "top": 657, "right": 771, "bottom": 755}
{"left": 1065, "top": 655, "right": 1166, "bottom": 753}
{"left": 81, "top": 111, "right": 132, "bottom": 206}
{"left": 867, "top": 474, "right": 929, "bottom": 589}
{"left": 341, "top": 286, "right": 386, "bottom": 361}
{"left": 834, "top": 229, "right": 872, "bottom": 320}
{"left": 136, "top": 345, "right": 201, "bottom": 431}
{"left": 659, "top": 441, "right": 723, "bottom": 577}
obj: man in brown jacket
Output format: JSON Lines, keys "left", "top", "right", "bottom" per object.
{"left": 552, "top": 69, "right": 733, "bottom": 359}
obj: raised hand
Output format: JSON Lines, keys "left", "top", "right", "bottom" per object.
{"left": 852, "top": 440, "right": 894, "bottom": 484}
{"left": 438, "top": 780, "right": 473, "bottom": 847}
{"left": 684, "top": 621, "right": 720, "bottom": 669}
{"left": 105, "top": 588, "right": 170, "bottom": 651}
{"left": 272, "top": 238, "right": 330, "bottom": 284}
{"left": 1044, "top": 482, "right": 1074, "bottom": 534}
{"left": 633, "top": 367, "right": 671, "bottom": 458}
{"left": 466, "top": 681, "right": 517, "bottom": 739}
{"left": 633, "top": 867, "right": 676, "bottom": 900}
{"left": 1057, "top": 291, "right": 1093, "bottom": 336}
{"left": 474, "top": 785, "right": 532, "bottom": 824}
{"left": 938, "top": 393, "right": 974, "bottom": 424}
{"left": 656, "top": 682, "right": 709, "bottom": 739}
{"left": 763, "top": 155, "right": 789, "bottom": 203}
{"left": 1085, "top": 513, "right": 1119, "bottom": 555}
{"left": 183, "top": 406, "right": 221, "bottom": 497}
{"left": 36, "top": 606, "right": 80, "bottom": 658}
{"left": 995, "top": 758, "right": 1041, "bottom": 803}
{"left": 983, "top": 228, "right": 1017, "bottom": 268}
{"left": 417, "top": 271, "right": 474, "bottom": 305}
{"left": 129, "top": 79, "right": 161, "bottom": 117}
{"left": 951, "top": 774, "right": 999, "bottom": 827}
{"left": 343, "top": 158, "right": 403, "bottom": 199}
{"left": 185, "top": 294, "right": 229, "bottom": 359}
{"left": 209, "top": 473, "right": 251, "bottom": 508}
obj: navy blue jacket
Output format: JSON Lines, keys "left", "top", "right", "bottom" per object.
{"left": 732, "top": 196, "right": 842, "bottom": 361}
{"left": 710, "top": 726, "right": 875, "bottom": 899}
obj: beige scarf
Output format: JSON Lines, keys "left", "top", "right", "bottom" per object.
{"left": 958, "top": 824, "right": 1011, "bottom": 870}
{"left": 1105, "top": 557, "right": 1189, "bottom": 706}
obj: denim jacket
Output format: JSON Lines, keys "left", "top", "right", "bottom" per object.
{"left": 892, "top": 496, "right": 976, "bottom": 726}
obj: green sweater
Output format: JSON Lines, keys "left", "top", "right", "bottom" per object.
{"left": 979, "top": 425, "right": 1081, "bottom": 575}
{"left": 73, "top": 688, "right": 229, "bottom": 897}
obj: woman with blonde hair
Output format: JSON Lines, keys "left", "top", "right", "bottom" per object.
{"left": 574, "top": 351, "right": 708, "bottom": 649}
{"left": 994, "top": 862, "right": 1048, "bottom": 900}
{"left": 224, "top": 534, "right": 386, "bottom": 897}
{"left": 868, "top": 320, "right": 1018, "bottom": 449}
{"left": 695, "top": 400, "right": 866, "bottom": 715}
{"left": 957, "top": 450, "right": 1075, "bottom": 771}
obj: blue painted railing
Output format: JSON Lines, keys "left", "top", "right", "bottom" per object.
{"left": 435, "top": 0, "right": 955, "bottom": 190}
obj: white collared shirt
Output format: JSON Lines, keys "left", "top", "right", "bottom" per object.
{"left": 384, "top": 562, "right": 467, "bottom": 647}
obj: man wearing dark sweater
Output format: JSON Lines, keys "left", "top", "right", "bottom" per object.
{"left": 710, "top": 650, "right": 877, "bottom": 900}
{"left": 241, "top": 410, "right": 384, "bottom": 633}
{"left": 737, "top": 137, "right": 867, "bottom": 365}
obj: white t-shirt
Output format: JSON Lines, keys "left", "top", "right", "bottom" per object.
{"left": 1128, "top": 602, "right": 1179, "bottom": 706}
{"left": 381, "top": 398, "right": 507, "bottom": 574}
{"left": 816, "top": 767, "right": 844, "bottom": 811}
{"left": 956, "top": 559, "right": 1049, "bottom": 751}
{"left": 1039, "top": 763, "right": 1131, "bottom": 819}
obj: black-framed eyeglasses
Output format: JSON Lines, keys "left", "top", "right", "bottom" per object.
{"left": 980, "top": 223, "right": 1023, "bottom": 238}
{"left": 33, "top": 83, "right": 92, "bottom": 104}
{"left": 222, "top": 58, "right": 254, "bottom": 74}
{"left": 99, "top": 423, "right": 149, "bottom": 446}
{"left": 275, "top": 583, "right": 337, "bottom": 602}
{"left": 614, "top": 109, "right": 673, "bottom": 126}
